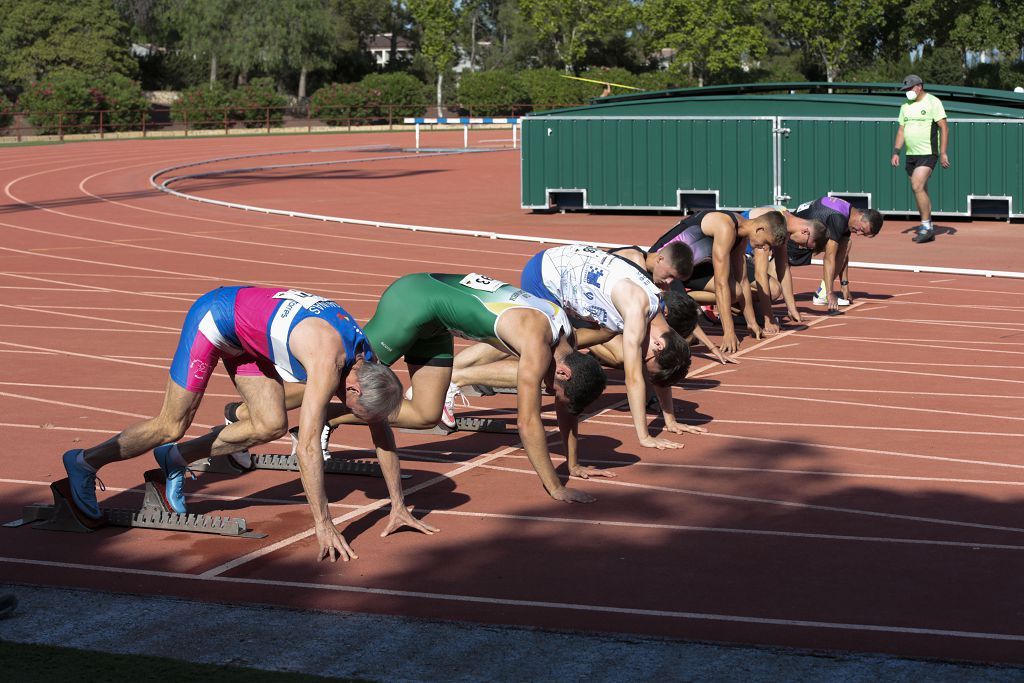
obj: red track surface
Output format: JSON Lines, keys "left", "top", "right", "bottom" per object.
{"left": 2, "top": 130, "right": 1023, "bottom": 664}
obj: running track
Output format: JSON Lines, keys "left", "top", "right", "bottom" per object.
{"left": 1, "top": 131, "right": 1023, "bottom": 665}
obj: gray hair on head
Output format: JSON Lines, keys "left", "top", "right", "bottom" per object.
{"left": 353, "top": 361, "right": 403, "bottom": 422}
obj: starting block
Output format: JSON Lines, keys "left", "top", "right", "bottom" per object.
{"left": 399, "top": 416, "right": 511, "bottom": 435}
{"left": 190, "top": 427, "right": 407, "bottom": 479}
{"left": 3, "top": 470, "right": 266, "bottom": 538}
{"left": 460, "top": 385, "right": 518, "bottom": 397}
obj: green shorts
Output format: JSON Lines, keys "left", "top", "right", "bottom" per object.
{"left": 364, "top": 274, "right": 454, "bottom": 367}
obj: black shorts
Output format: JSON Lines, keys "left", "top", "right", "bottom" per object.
{"left": 906, "top": 154, "right": 937, "bottom": 176}
{"left": 682, "top": 262, "right": 715, "bottom": 291}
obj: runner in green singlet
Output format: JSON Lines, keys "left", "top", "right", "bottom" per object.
{"left": 234, "top": 273, "right": 608, "bottom": 505}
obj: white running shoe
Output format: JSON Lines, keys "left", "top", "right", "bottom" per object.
{"left": 812, "top": 294, "right": 850, "bottom": 306}
{"left": 223, "top": 403, "right": 253, "bottom": 469}
{"left": 320, "top": 423, "right": 336, "bottom": 460}
{"left": 288, "top": 425, "right": 334, "bottom": 461}
{"left": 441, "top": 382, "right": 467, "bottom": 430}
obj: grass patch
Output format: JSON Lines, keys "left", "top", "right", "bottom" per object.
{"left": 0, "top": 640, "right": 368, "bottom": 682}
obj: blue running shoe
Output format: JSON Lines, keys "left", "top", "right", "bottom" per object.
{"left": 153, "top": 444, "right": 191, "bottom": 514}
{"left": 62, "top": 449, "right": 102, "bottom": 519}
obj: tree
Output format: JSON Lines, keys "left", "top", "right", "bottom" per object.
{"left": 160, "top": 0, "right": 235, "bottom": 86}
{"left": 409, "top": 0, "right": 460, "bottom": 116}
{"left": 277, "top": 0, "right": 337, "bottom": 99}
{"left": 772, "top": 0, "right": 893, "bottom": 82}
{"left": 0, "top": 0, "right": 137, "bottom": 87}
{"left": 641, "top": 0, "right": 768, "bottom": 87}
{"left": 519, "top": 0, "right": 633, "bottom": 73}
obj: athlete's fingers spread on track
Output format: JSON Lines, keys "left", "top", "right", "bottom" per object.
{"left": 679, "top": 424, "right": 707, "bottom": 434}
{"left": 381, "top": 505, "right": 439, "bottom": 537}
{"left": 711, "top": 347, "right": 739, "bottom": 364}
{"left": 750, "top": 325, "right": 764, "bottom": 340}
{"left": 550, "top": 486, "right": 597, "bottom": 503}
{"left": 720, "top": 334, "right": 741, "bottom": 354}
{"left": 316, "top": 526, "right": 358, "bottom": 563}
{"left": 569, "top": 465, "right": 616, "bottom": 480}
{"left": 640, "top": 436, "right": 684, "bottom": 450}
{"left": 763, "top": 320, "right": 780, "bottom": 336}
{"left": 827, "top": 293, "right": 839, "bottom": 313}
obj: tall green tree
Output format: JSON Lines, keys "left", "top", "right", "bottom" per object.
{"left": 0, "top": 0, "right": 137, "bottom": 87}
{"left": 518, "top": 0, "right": 633, "bottom": 73}
{"left": 277, "top": 0, "right": 337, "bottom": 99}
{"left": 409, "top": 0, "right": 460, "bottom": 115}
{"left": 161, "top": 0, "right": 235, "bottom": 86}
{"left": 641, "top": 0, "right": 768, "bottom": 87}
{"left": 772, "top": 0, "right": 893, "bottom": 82}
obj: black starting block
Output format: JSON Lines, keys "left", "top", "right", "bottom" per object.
{"left": 190, "top": 427, "right": 408, "bottom": 479}
{"left": 399, "top": 416, "right": 511, "bottom": 435}
{"left": 461, "top": 385, "right": 518, "bottom": 397}
{"left": 3, "top": 470, "right": 266, "bottom": 538}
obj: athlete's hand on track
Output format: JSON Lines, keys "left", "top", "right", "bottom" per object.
{"left": 550, "top": 486, "right": 597, "bottom": 503}
{"left": 763, "top": 318, "right": 781, "bottom": 336}
{"left": 827, "top": 292, "right": 839, "bottom": 313}
{"left": 381, "top": 505, "right": 439, "bottom": 537}
{"left": 710, "top": 346, "right": 739, "bottom": 364}
{"left": 749, "top": 324, "right": 764, "bottom": 341}
{"left": 639, "top": 435, "right": 685, "bottom": 450}
{"left": 891, "top": 153, "right": 900, "bottom": 168}
{"left": 720, "top": 333, "right": 741, "bottom": 354}
{"left": 570, "top": 464, "right": 617, "bottom": 480}
{"left": 665, "top": 422, "right": 707, "bottom": 435}
{"left": 315, "top": 524, "right": 358, "bottom": 563}
{"left": 787, "top": 310, "right": 803, "bottom": 324}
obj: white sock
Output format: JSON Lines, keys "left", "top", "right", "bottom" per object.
{"left": 921, "top": 219, "right": 933, "bottom": 230}
{"left": 76, "top": 452, "right": 96, "bottom": 473}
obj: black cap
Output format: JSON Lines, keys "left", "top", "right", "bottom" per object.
{"left": 900, "top": 74, "right": 923, "bottom": 91}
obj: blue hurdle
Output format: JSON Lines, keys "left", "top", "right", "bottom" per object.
{"left": 403, "top": 117, "right": 519, "bottom": 150}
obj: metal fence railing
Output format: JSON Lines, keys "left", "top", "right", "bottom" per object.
{"left": 0, "top": 102, "right": 569, "bottom": 142}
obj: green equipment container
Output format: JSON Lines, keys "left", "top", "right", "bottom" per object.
{"left": 521, "top": 82, "right": 1024, "bottom": 218}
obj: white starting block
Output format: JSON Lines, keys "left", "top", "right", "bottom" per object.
{"left": 404, "top": 117, "right": 519, "bottom": 150}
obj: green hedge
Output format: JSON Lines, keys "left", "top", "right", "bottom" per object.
{"left": 230, "top": 78, "right": 288, "bottom": 128}
{"left": 457, "top": 69, "right": 530, "bottom": 116}
{"left": 359, "top": 73, "right": 429, "bottom": 120}
{"left": 310, "top": 73, "right": 428, "bottom": 125}
{"left": 171, "top": 83, "right": 233, "bottom": 129}
{"left": 0, "top": 93, "right": 14, "bottom": 131}
{"left": 519, "top": 68, "right": 591, "bottom": 109}
{"left": 309, "top": 82, "right": 367, "bottom": 126}
{"left": 18, "top": 69, "right": 147, "bottom": 135}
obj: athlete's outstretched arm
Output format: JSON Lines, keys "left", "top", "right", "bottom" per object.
{"left": 289, "top": 335, "right": 355, "bottom": 563}
{"left": 614, "top": 285, "right": 681, "bottom": 450}
{"left": 653, "top": 382, "right": 706, "bottom": 435}
{"left": 775, "top": 250, "right": 800, "bottom": 323}
{"left": 516, "top": 342, "right": 595, "bottom": 502}
{"left": 368, "top": 420, "right": 439, "bottom": 537}
{"left": 710, "top": 221, "right": 740, "bottom": 352}
{"left": 821, "top": 238, "right": 842, "bottom": 312}
{"left": 734, "top": 246, "right": 763, "bottom": 340}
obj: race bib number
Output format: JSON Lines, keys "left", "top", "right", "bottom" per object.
{"left": 459, "top": 273, "right": 505, "bottom": 292}
{"left": 273, "top": 289, "right": 336, "bottom": 312}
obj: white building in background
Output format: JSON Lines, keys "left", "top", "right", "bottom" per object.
{"left": 367, "top": 34, "right": 413, "bottom": 68}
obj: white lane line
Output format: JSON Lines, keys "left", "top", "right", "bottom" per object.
{"left": 683, "top": 381, "right": 1024, "bottom": 398}
{"left": 585, "top": 415, "right": 1024, "bottom": 468}
{"left": 746, "top": 356, "right": 1024, "bottom": 384}
{"left": 696, "top": 368, "right": 738, "bottom": 379}
{"left": 727, "top": 360, "right": 1024, "bottom": 370}
{"left": 0, "top": 324, "right": 174, "bottom": 334}
{"left": 813, "top": 323, "right": 846, "bottom": 330}
{"left": 0, "top": 383, "right": 237, "bottom": 398}
{"left": 704, "top": 387, "right": 1024, "bottom": 423}
{"left": 0, "top": 340, "right": 169, "bottom": 371}
{"left": 593, "top": 413, "right": 1024, "bottom": 439}
{"left": 751, "top": 342, "right": 799, "bottom": 352}
{"left": 25, "top": 306, "right": 187, "bottom": 313}
{"left": 477, "top": 463, "right": 1024, "bottom": 534}
{"left": 892, "top": 291, "right": 924, "bottom": 297}
{"left": 199, "top": 447, "right": 521, "bottom": 578}
{"left": 804, "top": 334, "right": 1024, "bottom": 346}
{"left": 4, "top": 557, "right": 1024, "bottom": 641}
{"left": 846, "top": 315, "right": 1024, "bottom": 333}
{"left": 5, "top": 476, "right": 1024, "bottom": 551}
{"left": 930, "top": 278, "right": 956, "bottom": 283}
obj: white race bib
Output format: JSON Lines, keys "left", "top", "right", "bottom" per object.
{"left": 272, "top": 289, "right": 335, "bottom": 311}
{"left": 459, "top": 273, "right": 505, "bottom": 292}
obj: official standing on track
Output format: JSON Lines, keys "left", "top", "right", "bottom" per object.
{"left": 891, "top": 74, "right": 950, "bottom": 244}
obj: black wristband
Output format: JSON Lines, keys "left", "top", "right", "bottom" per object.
{"left": 840, "top": 279, "right": 849, "bottom": 286}
{"left": 892, "top": 148, "right": 900, "bottom": 155}
{"left": 224, "top": 401, "right": 241, "bottom": 423}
